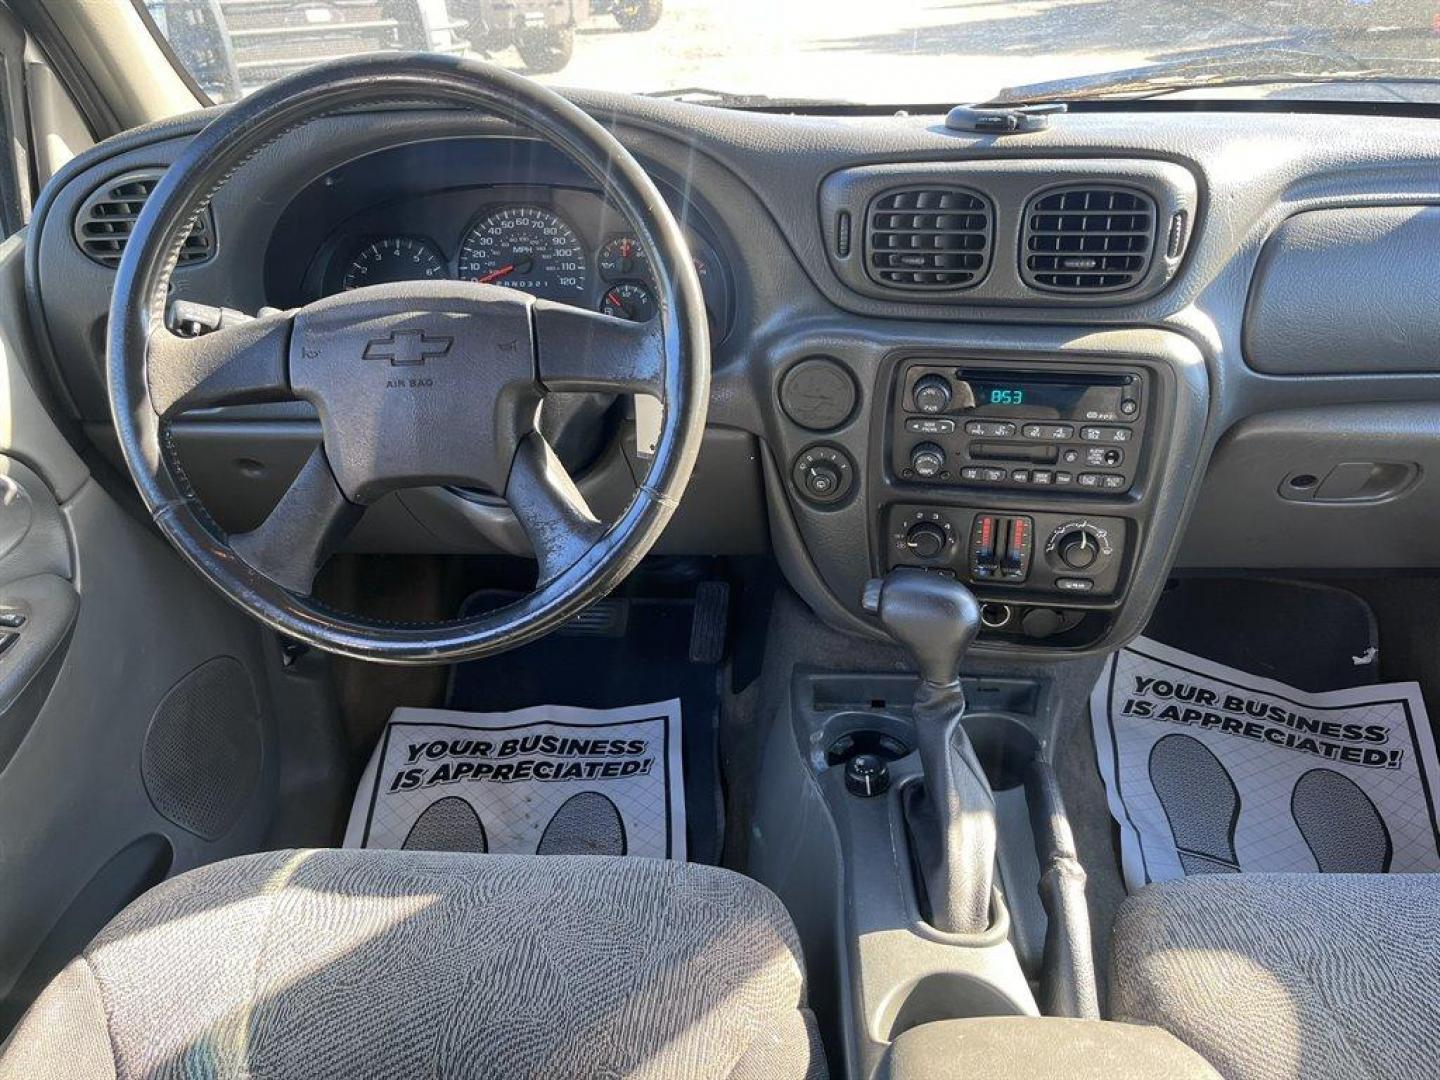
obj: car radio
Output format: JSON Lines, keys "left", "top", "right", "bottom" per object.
{"left": 889, "top": 361, "right": 1148, "bottom": 493}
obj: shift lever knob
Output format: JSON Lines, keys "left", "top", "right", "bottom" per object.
{"left": 862, "top": 569, "right": 982, "bottom": 687}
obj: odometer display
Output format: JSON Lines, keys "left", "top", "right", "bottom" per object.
{"left": 457, "top": 206, "right": 590, "bottom": 301}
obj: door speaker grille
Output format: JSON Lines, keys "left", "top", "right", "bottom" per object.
{"left": 141, "top": 657, "right": 261, "bottom": 841}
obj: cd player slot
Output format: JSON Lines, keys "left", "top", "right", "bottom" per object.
{"left": 970, "top": 442, "right": 1059, "bottom": 464}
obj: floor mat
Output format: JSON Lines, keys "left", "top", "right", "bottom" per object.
{"left": 1143, "top": 577, "right": 1379, "bottom": 692}
{"left": 1091, "top": 635, "right": 1440, "bottom": 891}
{"left": 343, "top": 700, "right": 687, "bottom": 858}
{"left": 444, "top": 587, "right": 724, "bottom": 864}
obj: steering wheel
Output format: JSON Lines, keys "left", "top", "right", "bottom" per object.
{"left": 107, "top": 54, "right": 709, "bottom": 663}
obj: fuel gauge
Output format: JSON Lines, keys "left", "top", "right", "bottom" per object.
{"left": 599, "top": 281, "right": 658, "bottom": 322}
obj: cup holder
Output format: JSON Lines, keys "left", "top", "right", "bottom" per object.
{"left": 962, "top": 713, "right": 1041, "bottom": 791}
{"left": 826, "top": 726, "right": 913, "bottom": 767}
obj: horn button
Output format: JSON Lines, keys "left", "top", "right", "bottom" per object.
{"left": 289, "top": 282, "right": 538, "bottom": 503}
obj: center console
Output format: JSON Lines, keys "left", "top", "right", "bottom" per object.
{"left": 766, "top": 324, "right": 1209, "bottom": 659}
{"left": 878, "top": 358, "right": 1150, "bottom": 645}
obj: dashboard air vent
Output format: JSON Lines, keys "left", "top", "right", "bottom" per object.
{"left": 1022, "top": 186, "right": 1155, "bottom": 292}
{"left": 865, "top": 187, "right": 991, "bottom": 290}
{"left": 74, "top": 171, "right": 214, "bottom": 269}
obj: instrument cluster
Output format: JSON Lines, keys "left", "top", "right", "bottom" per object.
{"left": 307, "top": 185, "right": 731, "bottom": 333}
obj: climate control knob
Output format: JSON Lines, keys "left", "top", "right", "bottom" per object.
{"left": 905, "top": 522, "right": 949, "bottom": 559}
{"left": 912, "top": 375, "right": 953, "bottom": 415}
{"left": 1056, "top": 528, "right": 1100, "bottom": 570}
{"left": 909, "top": 442, "right": 946, "bottom": 478}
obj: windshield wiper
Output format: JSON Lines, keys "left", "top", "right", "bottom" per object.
{"left": 641, "top": 86, "right": 853, "bottom": 109}
{"left": 991, "top": 45, "right": 1440, "bottom": 105}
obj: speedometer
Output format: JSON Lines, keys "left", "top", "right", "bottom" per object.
{"left": 456, "top": 206, "right": 591, "bottom": 302}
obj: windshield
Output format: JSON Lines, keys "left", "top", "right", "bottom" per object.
{"left": 140, "top": 0, "right": 1440, "bottom": 106}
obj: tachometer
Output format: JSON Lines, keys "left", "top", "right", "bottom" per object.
{"left": 457, "top": 206, "right": 590, "bottom": 301}
{"left": 342, "top": 236, "right": 448, "bottom": 290}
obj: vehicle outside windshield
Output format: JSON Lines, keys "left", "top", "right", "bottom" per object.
{"left": 140, "top": 0, "right": 1440, "bottom": 106}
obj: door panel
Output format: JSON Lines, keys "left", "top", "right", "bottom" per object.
{"left": 0, "top": 233, "right": 283, "bottom": 1028}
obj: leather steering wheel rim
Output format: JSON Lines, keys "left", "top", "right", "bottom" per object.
{"left": 106, "top": 53, "right": 710, "bottom": 664}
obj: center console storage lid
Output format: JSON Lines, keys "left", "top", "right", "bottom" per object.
{"left": 879, "top": 1017, "right": 1219, "bottom": 1079}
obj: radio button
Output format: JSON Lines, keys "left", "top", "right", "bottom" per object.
{"left": 909, "top": 443, "right": 946, "bottom": 478}
{"left": 1011, "top": 469, "right": 1031, "bottom": 484}
{"left": 965, "top": 420, "right": 1016, "bottom": 438}
{"left": 1101, "top": 473, "right": 1128, "bottom": 490}
{"left": 1054, "top": 471, "right": 1074, "bottom": 486}
{"left": 913, "top": 374, "right": 953, "bottom": 415}
{"left": 1077, "top": 473, "right": 1101, "bottom": 488}
{"left": 982, "top": 468, "right": 1007, "bottom": 483}
{"left": 1031, "top": 470, "right": 1053, "bottom": 485}
{"left": 1085, "top": 446, "right": 1124, "bottom": 467}
{"left": 1022, "top": 423, "right": 1074, "bottom": 441}
{"left": 1062, "top": 449, "right": 1080, "bottom": 464}
{"left": 906, "top": 417, "right": 956, "bottom": 435}
{"left": 1081, "top": 426, "right": 1133, "bottom": 443}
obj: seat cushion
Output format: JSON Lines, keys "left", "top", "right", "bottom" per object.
{"left": 1111, "top": 873, "right": 1440, "bottom": 1080}
{"left": 0, "top": 849, "right": 827, "bottom": 1080}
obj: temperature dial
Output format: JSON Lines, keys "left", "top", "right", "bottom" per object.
{"left": 1056, "top": 530, "right": 1099, "bottom": 570}
{"left": 1045, "top": 521, "right": 1115, "bottom": 572}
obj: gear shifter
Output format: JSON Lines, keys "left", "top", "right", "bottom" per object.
{"left": 862, "top": 569, "right": 996, "bottom": 934}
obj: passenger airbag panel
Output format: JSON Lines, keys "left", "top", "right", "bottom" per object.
{"left": 1245, "top": 204, "right": 1440, "bottom": 375}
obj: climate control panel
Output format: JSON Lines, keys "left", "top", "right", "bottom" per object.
{"left": 885, "top": 504, "right": 1127, "bottom": 597}
{"left": 890, "top": 361, "right": 1147, "bottom": 494}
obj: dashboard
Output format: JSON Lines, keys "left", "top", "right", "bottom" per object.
{"left": 25, "top": 97, "right": 1440, "bottom": 660}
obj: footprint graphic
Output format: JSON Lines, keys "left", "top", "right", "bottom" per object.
{"left": 402, "top": 796, "right": 488, "bottom": 853}
{"left": 1149, "top": 734, "right": 1241, "bottom": 875}
{"left": 537, "top": 791, "right": 627, "bottom": 856}
{"left": 1292, "top": 768, "right": 1393, "bottom": 873}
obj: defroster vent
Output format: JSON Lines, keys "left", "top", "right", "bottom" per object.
{"left": 1022, "top": 186, "right": 1155, "bottom": 292}
{"left": 865, "top": 187, "right": 991, "bottom": 290}
{"left": 74, "top": 170, "right": 214, "bottom": 268}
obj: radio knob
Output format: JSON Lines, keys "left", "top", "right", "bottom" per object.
{"left": 905, "top": 522, "right": 949, "bottom": 559}
{"left": 912, "top": 375, "right": 952, "bottom": 415}
{"left": 1056, "top": 528, "right": 1100, "bottom": 571}
{"left": 909, "top": 443, "right": 946, "bottom": 478}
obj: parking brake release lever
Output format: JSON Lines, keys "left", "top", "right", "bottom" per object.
{"left": 862, "top": 569, "right": 996, "bottom": 934}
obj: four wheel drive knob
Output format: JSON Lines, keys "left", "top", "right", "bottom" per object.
{"left": 844, "top": 753, "right": 890, "bottom": 798}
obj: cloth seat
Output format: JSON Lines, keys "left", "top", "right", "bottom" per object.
{"left": 0, "top": 849, "right": 827, "bottom": 1080}
{"left": 1111, "top": 873, "right": 1440, "bottom": 1080}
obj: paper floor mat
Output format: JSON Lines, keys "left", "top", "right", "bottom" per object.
{"left": 344, "top": 700, "right": 686, "bottom": 860}
{"left": 1091, "top": 637, "right": 1440, "bottom": 891}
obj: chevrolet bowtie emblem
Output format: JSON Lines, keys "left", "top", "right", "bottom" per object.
{"left": 363, "top": 329, "right": 454, "bottom": 367}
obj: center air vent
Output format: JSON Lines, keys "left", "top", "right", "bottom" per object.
{"left": 865, "top": 187, "right": 991, "bottom": 290}
{"left": 1021, "top": 186, "right": 1155, "bottom": 292}
{"left": 73, "top": 170, "right": 214, "bottom": 269}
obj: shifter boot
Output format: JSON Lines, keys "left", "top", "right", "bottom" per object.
{"left": 906, "top": 680, "right": 997, "bottom": 934}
